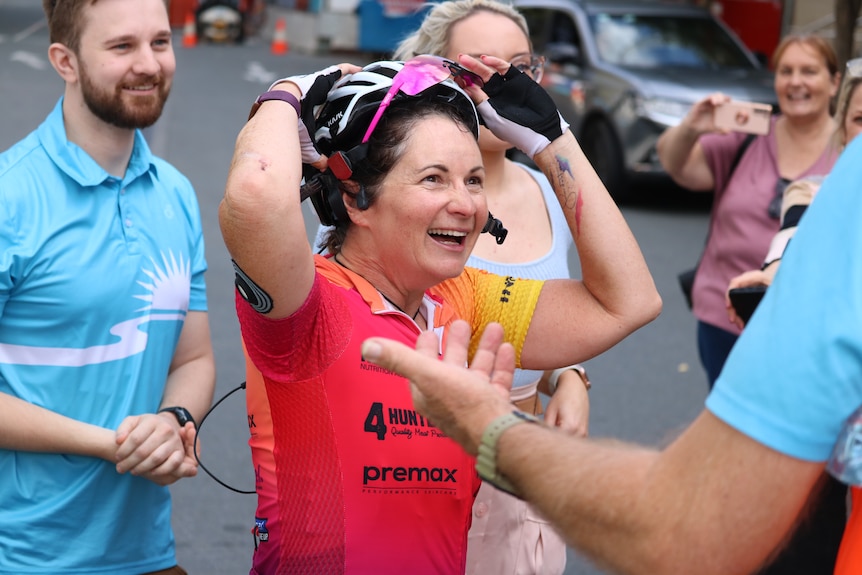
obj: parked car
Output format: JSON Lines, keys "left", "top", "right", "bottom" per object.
{"left": 513, "top": 0, "right": 778, "bottom": 202}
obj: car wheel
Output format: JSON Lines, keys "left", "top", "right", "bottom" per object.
{"left": 581, "top": 119, "right": 630, "bottom": 203}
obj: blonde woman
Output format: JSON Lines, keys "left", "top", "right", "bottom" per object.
{"left": 395, "top": 2, "right": 590, "bottom": 573}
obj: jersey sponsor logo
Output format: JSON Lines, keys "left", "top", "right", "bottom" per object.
{"left": 359, "top": 361, "right": 395, "bottom": 376}
{"left": 363, "top": 401, "right": 447, "bottom": 441}
{"left": 362, "top": 465, "right": 458, "bottom": 492}
{"left": 0, "top": 250, "right": 191, "bottom": 366}
{"left": 499, "top": 276, "right": 516, "bottom": 303}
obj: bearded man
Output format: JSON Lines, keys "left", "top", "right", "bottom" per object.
{"left": 0, "top": 1, "right": 215, "bottom": 573}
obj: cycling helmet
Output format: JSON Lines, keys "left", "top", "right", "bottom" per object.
{"left": 305, "top": 59, "right": 506, "bottom": 244}
{"left": 313, "top": 59, "right": 480, "bottom": 158}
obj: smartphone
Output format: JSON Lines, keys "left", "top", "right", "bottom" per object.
{"left": 728, "top": 285, "right": 767, "bottom": 325}
{"left": 714, "top": 100, "right": 773, "bottom": 136}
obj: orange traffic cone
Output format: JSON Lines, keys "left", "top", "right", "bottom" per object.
{"left": 182, "top": 12, "right": 197, "bottom": 48}
{"left": 271, "top": 17, "right": 289, "bottom": 55}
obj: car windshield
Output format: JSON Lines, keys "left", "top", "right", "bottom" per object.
{"left": 588, "top": 13, "right": 755, "bottom": 69}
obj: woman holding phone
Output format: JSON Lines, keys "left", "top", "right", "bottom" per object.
{"left": 726, "top": 67, "right": 862, "bottom": 326}
{"left": 658, "top": 35, "right": 844, "bottom": 575}
{"left": 656, "top": 34, "right": 840, "bottom": 388}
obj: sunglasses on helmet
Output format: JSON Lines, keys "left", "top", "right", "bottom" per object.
{"left": 361, "top": 55, "right": 483, "bottom": 145}
{"left": 328, "top": 55, "right": 483, "bottom": 180}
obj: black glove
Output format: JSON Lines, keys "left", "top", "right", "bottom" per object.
{"left": 477, "top": 66, "right": 570, "bottom": 157}
{"left": 269, "top": 65, "right": 343, "bottom": 164}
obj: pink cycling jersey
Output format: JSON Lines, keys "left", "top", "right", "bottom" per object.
{"left": 240, "top": 256, "right": 542, "bottom": 574}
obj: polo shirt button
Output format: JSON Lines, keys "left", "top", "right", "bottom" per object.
{"left": 475, "top": 503, "right": 488, "bottom": 517}
{"left": 125, "top": 219, "right": 133, "bottom": 228}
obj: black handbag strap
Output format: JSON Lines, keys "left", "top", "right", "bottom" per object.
{"left": 703, "top": 132, "right": 757, "bottom": 244}
{"left": 728, "top": 133, "right": 757, "bottom": 180}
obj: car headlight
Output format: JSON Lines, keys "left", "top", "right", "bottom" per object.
{"left": 635, "top": 96, "right": 691, "bottom": 127}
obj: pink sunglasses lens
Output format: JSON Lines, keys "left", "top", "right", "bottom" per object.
{"left": 405, "top": 56, "right": 484, "bottom": 91}
{"left": 361, "top": 56, "right": 481, "bottom": 144}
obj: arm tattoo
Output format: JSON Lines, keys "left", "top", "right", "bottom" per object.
{"left": 550, "top": 154, "right": 583, "bottom": 236}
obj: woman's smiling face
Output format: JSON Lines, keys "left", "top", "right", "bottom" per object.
{"left": 774, "top": 42, "right": 839, "bottom": 122}
{"left": 365, "top": 113, "right": 486, "bottom": 285}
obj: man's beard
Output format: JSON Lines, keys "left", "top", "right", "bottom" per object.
{"left": 80, "top": 64, "right": 171, "bottom": 129}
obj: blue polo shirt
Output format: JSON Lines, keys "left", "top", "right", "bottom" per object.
{"left": 0, "top": 98, "right": 208, "bottom": 574}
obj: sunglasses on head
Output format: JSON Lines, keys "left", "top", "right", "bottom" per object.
{"left": 360, "top": 55, "right": 483, "bottom": 145}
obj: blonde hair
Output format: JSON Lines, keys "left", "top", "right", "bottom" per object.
{"left": 393, "top": 0, "right": 531, "bottom": 60}
{"left": 834, "top": 74, "right": 862, "bottom": 148}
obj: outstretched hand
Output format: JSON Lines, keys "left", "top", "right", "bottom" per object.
{"left": 361, "top": 320, "right": 514, "bottom": 455}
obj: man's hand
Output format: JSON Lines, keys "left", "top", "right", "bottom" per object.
{"left": 362, "top": 320, "right": 514, "bottom": 455}
{"left": 114, "top": 414, "right": 198, "bottom": 486}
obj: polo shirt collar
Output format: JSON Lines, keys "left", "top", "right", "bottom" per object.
{"left": 38, "top": 97, "right": 157, "bottom": 187}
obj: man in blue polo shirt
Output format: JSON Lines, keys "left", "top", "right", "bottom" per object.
{"left": 0, "top": 1, "right": 215, "bottom": 573}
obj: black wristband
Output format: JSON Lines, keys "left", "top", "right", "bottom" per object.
{"left": 158, "top": 406, "right": 196, "bottom": 429}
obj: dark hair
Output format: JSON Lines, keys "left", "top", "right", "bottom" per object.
{"left": 321, "top": 98, "right": 477, "bottom": 254}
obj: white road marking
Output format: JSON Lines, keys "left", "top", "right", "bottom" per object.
{"left": 244, "top": 61, "right": 277, "bottom": 84}
{"left": 10, "top": 50, "right": 46, "bottom": 70}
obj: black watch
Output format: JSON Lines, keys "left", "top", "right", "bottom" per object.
{"left": 158, "top": 406, "right": 196, "bottom": 429}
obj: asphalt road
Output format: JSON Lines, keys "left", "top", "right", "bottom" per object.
{"left": 0, "top": 3, "right": 714, "bottom": 573}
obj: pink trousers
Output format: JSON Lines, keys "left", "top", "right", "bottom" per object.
{"left": 465, "top": 481, "right": 567, "bottom": 575}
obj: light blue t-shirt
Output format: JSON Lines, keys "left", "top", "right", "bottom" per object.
{"left": 707, "top": 135, "right": 862, "bottom": 462}
{"left": 0, "top": 98, "right": 208, "bottom": 574}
